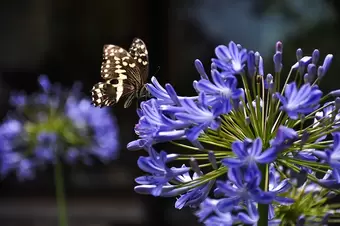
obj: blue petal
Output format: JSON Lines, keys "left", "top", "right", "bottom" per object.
{"left": 215, "top": 180, "right": 238, "bottom": 195}
{"left": 250, "top": 138, "right": 262, "bottom": 156}
{"left": 222, "top": 157, "right": 244, "bottom": 168}
{"left": 165, "top": 84, "right": 180, "bottom": 105}
{"left": 216, "top": 197, "right": 240, "bottom": 213}
{"left": 238, "top": 212, "right": 257, "bottom": 225}
{"left": 196, "top": 79, "right": 219, "bottom": 93}
{"left": 275, "top": 93, "right": 287, "bottom": 106}
{"left": 194, "top": 59, "right": 208, "bottom": 80}
{"left": 228, "top": 167, "right": 243, "bottom": 188}
{"left": 285, "top": 82, "right": 297, "bottom": 100}
{"left": 211, "top": 70, "right": 226, "bottom": 88}
{"left": 228, "top": 41, "right": 238, "bottom": 60}
{"left": 274, "top": 196, "right": 295, "bottom": 204}
{"left": 333, "top": 133, "right": 340, "bottom": 150}
{"left": 186, "top": 123, "right": 207, "bottom": 142}
{"left": 274, "top": 179, "right": 291, "bottom": 193}
{"left": 231, "top": 140, "right": 247, "bottom": 158}
{"left": 215, "top": 45, "right": 230, "bottom": 61}
{"left": 255, "top": 147, "right": 278, "bottom": 163}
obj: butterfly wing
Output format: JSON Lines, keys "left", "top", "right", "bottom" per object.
{"left": 92, "top": 45, "right": 141, "bottom": 107}
{"left": 128, "top": 38, "right": 149, "bottom": 83}
{"left": 91, "top": 81, "right": 121, "bottom": 107}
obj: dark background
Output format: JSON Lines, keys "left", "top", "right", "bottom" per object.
{"left": 0, "top": 0, "right": 339, "bottom": 225}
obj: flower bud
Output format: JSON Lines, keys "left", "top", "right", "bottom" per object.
{"left": 296, "top": 48, "right": 303, "bottom": 61}
{"left": 273, "top": 52, "right": 282, "bottom": 73}
{"left": 208, "top": 151, "right": 217, "bottom": 169}
{"left": 312, "top": 49, "right": 320, "bottom": 64}
{"left": 247, "top": 51, "right": 255, "bottom": 77}
{"left": 194, "top": 59, "right": 208, "bottom": 80}
{"left": 276, "top": 41, "right": 283, "bottom": 53}
{"left": 190, "top": 157, "right": 202, "bottom": 176}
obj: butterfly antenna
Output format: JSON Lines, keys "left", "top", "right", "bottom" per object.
{"left": 153, "top": 66, "right": 161, "bottom": 77}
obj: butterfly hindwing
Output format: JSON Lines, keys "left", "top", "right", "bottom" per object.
{"left": 91, "top": 81, "right": 121, "bottom": 107}
{"left": 91, "top": 38, "right": 149, "bottom": 108}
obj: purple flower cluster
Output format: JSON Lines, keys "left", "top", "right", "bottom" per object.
{"left": 128, "top": 40, "right": 340, "bottom": 225}
{"left": 0, "top": 75, "right": 119, "bottom": 180}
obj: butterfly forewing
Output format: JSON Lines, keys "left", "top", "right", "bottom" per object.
{"left": 91, "top": 38, "right": 149, "bottom": 108}
{"left": 128, "top": 38, "right": 149, "bottom": 83}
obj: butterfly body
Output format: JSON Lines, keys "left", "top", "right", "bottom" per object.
{"left": 91, "top": 38, "right": 149, "bottom": 108}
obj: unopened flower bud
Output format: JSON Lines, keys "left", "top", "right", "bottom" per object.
{"left": 296, "top": 48, "right": 303, "bottom": 61}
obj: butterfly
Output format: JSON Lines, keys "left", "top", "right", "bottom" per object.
{"left": 91, "top": 38, "right": 149, "bottom": 108}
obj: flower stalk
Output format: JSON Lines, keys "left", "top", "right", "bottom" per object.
{"left": 54, "top": 158, "right": 68, "bottom": 226}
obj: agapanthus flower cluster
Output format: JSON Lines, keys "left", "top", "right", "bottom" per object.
{"left": 0, "top": 75, "right": 119, "bottom": 180}
{"left": 127, "top": 40, "right": 340, "bottom": 225}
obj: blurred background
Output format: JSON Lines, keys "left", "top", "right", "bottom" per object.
{"left": 0, "top": 0, "right": 339, "bottom": 225}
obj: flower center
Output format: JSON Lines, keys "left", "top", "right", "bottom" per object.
{"left": 220, "top": 88, "right": 232, "bottom": 99}
{"left": 232, "top": 61, "right": 242, "bottom": 72}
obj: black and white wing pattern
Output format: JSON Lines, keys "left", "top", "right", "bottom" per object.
{"left": 91, "top": 38, "right": 149, "bottom": 108}
{"left": 128, "top": 38, "right": 149, "bottom": 83}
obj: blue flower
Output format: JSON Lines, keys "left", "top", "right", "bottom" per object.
{"left": 128, "top": 40, "right": 339, "bottom": 224}
{"left": 237, "top": 202, "right": 259, "bottom": 225}
{"left": 135, "top": 147, "right": 189, "bottom": 196}
{"left": 314, "top": 102, "right": 340, "bottom": 128}
{"left": 195, "top": 198, "right": 235, "bottom": 226}
{"left": 204, "top": 212, "right": 234, "bottom": 226}
{"left": 127, "top": 99, "right": 188, "bottom": 150}
{"left": 174, "top": 168, "right": 215, "bottom": 209}
{"left": 175, "top": 93, "right": 223, "bottom": 147}
{"left": 195, "top": 198, "right": 220, "bottom": 222}
{"left": 146, "top": 76, "right": 197, "bottom": 106}
{"left": 34, "top": 132, "right": 57, "bottom": 162}
{"left": 222, "top": 138, "right": 280, "bottom": 171}
{"left": 196, "top": 70, "right": 244, "bottom": 114}
{"left": 0, "top": 75, "right": 119, "bottom": 180}
{"left": 65, "top": 97, "right": 119, "bottom": 162}
{"left": 267, "top": 164, "right": 294, "bottom": 218}
{"left": 214, "top": 167, "right": 273, "bottom": 213}
{"left": 313, "top": 133, "right": 340, "bottom": 183}
{"left": 213, "top": 41, "right": 247, "bottom": 75}
{"left": 270, "top": 126, "right": 298, "bottom": 150}
{"left": 276, "top": 82, "right": 322, "bottom": 120}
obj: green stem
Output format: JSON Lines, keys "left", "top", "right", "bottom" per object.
{"left": 258, "top": 164, "right": 269, "bottom": 226}
{"left": 54, "top": 159, "right": 69, "bottom": 226}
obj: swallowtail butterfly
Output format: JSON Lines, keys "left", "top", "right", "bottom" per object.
{"left": 91, "top": 38, "right": 149, "bottom": 108}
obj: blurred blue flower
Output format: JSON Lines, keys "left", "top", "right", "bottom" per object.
{"left": 0, "top": 75, "right": 119, "bottom": 180}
